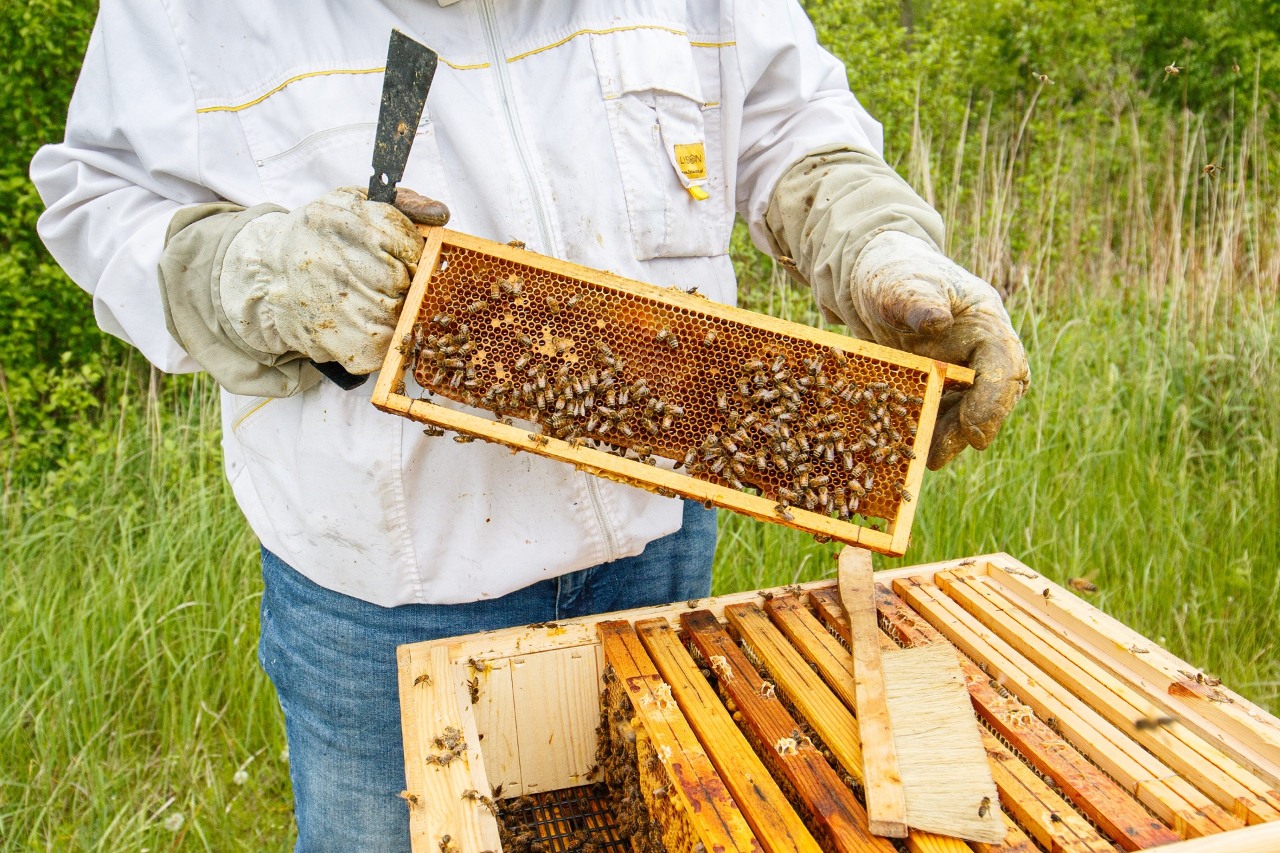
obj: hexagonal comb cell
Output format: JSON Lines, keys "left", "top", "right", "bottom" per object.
{"left": 377, "top": 230, "right": 972, "bottom": 552}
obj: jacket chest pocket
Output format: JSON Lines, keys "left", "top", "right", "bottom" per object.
{"left": 591, "top": 28, "right": 730, "bottom": 260}
{"left": 230, "top": 68, "right": 453, "bottom": 210}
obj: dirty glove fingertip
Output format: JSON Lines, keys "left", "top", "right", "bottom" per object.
{"left": 927, "top": 406, "right": 969, "bottom": 470}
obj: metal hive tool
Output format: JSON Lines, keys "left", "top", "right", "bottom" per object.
{"left": 373, "top": 228, "right": 974, "bottom": 554}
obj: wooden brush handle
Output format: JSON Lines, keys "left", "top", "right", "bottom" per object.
{"left": 838, "top": 546, "right": 908, "bottom": 838}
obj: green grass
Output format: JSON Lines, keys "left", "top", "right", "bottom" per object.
{"left": 2, "top": 382, "right": 290, "bottom": 850}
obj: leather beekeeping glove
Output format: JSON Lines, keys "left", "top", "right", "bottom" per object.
{"left": 847, "top": 230, "right": 1029, "bottom": 468}
{"left": 765, "top": 146, "right": 1028, "bottom": 469}
{"left": 160, "top": 187, "right": 447, "bottom": 397}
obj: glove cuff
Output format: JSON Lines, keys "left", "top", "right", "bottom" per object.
{"left": 159, "top": 201, "right": 321, "bottom": 397}
{"left": 763, "top": 146, "right": 945, "bottom": 330}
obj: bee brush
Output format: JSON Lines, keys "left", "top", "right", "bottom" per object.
{"left": 838, "top": 546, "right": 1004, "bottom": 843}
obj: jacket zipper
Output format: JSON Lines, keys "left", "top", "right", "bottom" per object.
{"left": 477, "top": 0, "right": 621, "bottom": 562}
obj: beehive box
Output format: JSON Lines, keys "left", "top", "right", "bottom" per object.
{"left": 397, "top": 553, "right": 1280, "bottom": 853}
{"left": 372, "top": 228, "right": 974, "bottom": 555}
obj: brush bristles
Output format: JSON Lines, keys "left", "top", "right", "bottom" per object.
{"left": 882, "top": 643, "right": 1005, "bottom": 844}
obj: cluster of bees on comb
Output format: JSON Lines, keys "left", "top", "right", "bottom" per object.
{"left": 408, "top": 249, "right": 929, "bottom": 527}
{"left": 592, "top": 665, "right": 693, "bottom": 853}
{"left": 413, "top": 313, "right": 687, "bottom": 465}
{"left": 685, "top": 352, "right": 923, "bottom": 522}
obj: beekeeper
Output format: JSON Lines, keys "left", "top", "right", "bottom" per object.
{"left": 33, "top": 1, "right": 1027, "bottom": 849}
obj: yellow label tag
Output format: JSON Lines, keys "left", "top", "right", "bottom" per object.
{"left": 673, "top": 142, "right": 707, "bottom": 180}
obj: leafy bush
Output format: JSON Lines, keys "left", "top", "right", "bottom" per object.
{"left": 0, "top": 0, "right": 114, "bottom": 483}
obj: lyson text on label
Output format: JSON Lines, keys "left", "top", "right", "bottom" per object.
{"left": 673, "top": 142, "right": 707, "bottom": 180}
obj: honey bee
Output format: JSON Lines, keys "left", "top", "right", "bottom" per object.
{"left": 1134, "top": 714, "right": 1177, "bottom": 731}
{"left": 506, "top": 239, "right": 526, "bottom": 249}
{"left": 466, "top": 299, "right": 489, "bottom": 314}
{"left": 1202, "top": 163, "right": 1219, "bottom": 179}
{"left": 1042, "top": 588, "right": 1053, "bottom": 602}
{"left": 565, "top": 292, "right": 584, "bottom": 308}
{"left": 1164, "top": 63, "right": 1181, "bottom": 78}
{"left": 430, "top": 313, "right": 455, "bottom": 328}
{"left": 1068, "top": 577, "right": 1099, "bottom": 594}
{"left": 399, "top": 790, "right": 420, "bottom": 806}
{"left": 702, "top": 329, "right": 718, "bottom": 346}
{"left": 499, "top": 274, "right": 523, "bottom": 296}
{"left": 546, "top": 296, "right": 562, "bottom": 313}
{"left": 422, "top": 426, "right": 445, "bottom": 437}
{"left": 467, "top": 677, "right": 480, "bottom": 703}
{"left": 414, "top": 673, "right": 433, "bottom": 686}
{"left": 978, "top": 796, "right": 991, "bottom": 818}
{"left": 453, "top": 435, "right": 476, "bottom": 444}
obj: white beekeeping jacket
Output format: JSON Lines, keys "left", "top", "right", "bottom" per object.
{"left": 31, "top": 0, "right": 882, "bottom": 606}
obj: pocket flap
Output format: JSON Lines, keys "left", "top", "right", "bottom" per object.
{"left": 590, "top": 27, "right": 705, "bottom": 102}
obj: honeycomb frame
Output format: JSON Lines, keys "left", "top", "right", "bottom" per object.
{"left": 372, "top": 228, "right": 974, "bottom": 555}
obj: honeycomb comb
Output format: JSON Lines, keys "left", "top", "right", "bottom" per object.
{"left": 372, "top": 228, "right": 973, "bottom": 555}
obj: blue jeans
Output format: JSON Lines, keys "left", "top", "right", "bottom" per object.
{"left": 258, "top": 500, "right": 716, "bottom": 852}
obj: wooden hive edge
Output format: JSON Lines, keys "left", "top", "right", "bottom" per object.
{"left": 935, "top": 569, "right": 1280, "bottom": 824}
{"left": 398, "top": 643, "right": 502, "bottom": 853}
{"left": 978, "top": 554, "right": 1280, "bottom": 789}
{"left": 598, "top": 619, "right": 761, "bottom": 852}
